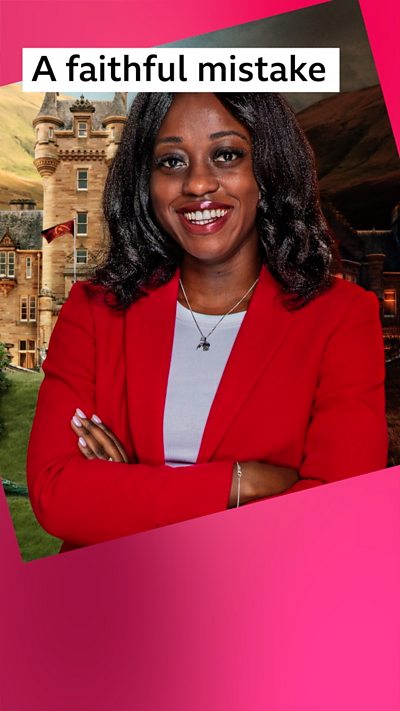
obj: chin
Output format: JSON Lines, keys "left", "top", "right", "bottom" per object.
{"left": 179, "top": 239, "right": 231, "bottom": 260}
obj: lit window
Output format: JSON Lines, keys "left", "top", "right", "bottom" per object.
{"left": 384, "top": 290, "right": 397, "bottom": 317}
{"left": 20, "top": 297, "right": 28, "bottom": 321}
{"left": 77, "top": 169, "right": 88, "bottom": 191}
{"left": 19, "top": 339, "right": 36, "bottom": 369}
{"left": 76, "top": 213, "right": 88, "bottom": 235}
{"left": 29, "top": 296, "right": 36, "bottom": 321}
{"left": 78, "top": 122, "right": 87, "bottom": 138}
{"left": 76, "top": 249, "right": 88, "bottom": 264}
{"left": 26, "top": 256, "right": 32, "bottom": 279}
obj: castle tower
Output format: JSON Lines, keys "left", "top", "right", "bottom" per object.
{"left": 33, "top": 92, "right": 62, "bottom": 348}
{"left": 103, "top": 93, "right": 128, "bottom": 164}
{"left": 33, "top": 92, "right": 127, "bottom": 350}
{"left": 365, "top": 252, "right": 385, "bottom": 303}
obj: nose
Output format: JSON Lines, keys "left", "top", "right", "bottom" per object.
{"left": 182, "top": 160, "right": 219, "bottom": 196}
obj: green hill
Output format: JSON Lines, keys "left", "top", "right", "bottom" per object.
{"left": 0, "top": 83, "right": 43, "bottom": 209}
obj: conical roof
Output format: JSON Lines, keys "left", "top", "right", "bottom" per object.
{"left": 109, "top": 92, "right": 127, "bottom": 116}
{"left": 36, "top": 92, "right": 58, "bottom": 118}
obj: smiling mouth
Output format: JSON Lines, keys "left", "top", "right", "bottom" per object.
{"left": 176, "top": 202, "right": 233, "bottom": 234}
{"left": 181, "top": 208, "right": 230, "bottom": 226}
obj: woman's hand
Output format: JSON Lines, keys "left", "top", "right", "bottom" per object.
{"left": 70, "top": 409, "right": 129, "bottom": 463}
{"left": 228, "top": 460, "right": 299, "bottom": 508}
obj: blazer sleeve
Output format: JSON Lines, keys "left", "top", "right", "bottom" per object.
{"left": 27, "top": 283, "right": 234, "bottom": 547}
{"left": 286, "top": 288, "right": 388, "bottom": 494}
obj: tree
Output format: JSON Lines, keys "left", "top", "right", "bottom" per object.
{"left": 0, "top": 343, "right": 10, "bottom": 437}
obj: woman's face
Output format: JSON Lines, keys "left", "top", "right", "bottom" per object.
{"left": 150, "top": 93, "right": 260, "bottom": 267}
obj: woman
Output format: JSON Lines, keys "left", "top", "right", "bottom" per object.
{"left": 27, "top": 93, "right": 388, "bottom": 551}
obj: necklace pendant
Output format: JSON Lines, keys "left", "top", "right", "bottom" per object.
{"left": 197, "top": 337, "right": 210, "bottom": 351}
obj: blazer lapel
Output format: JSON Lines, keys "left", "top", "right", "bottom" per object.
{"left": 125, "top": 272, "right": 179, "bottom": 465}
{"left": 125, "top": 266, "right": 294, "bottom": 466}
{"left": 196, "top": 266, "right": 294, "bottom": 463}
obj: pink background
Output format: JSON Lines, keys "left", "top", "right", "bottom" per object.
{"left": 0, "top": 1, "right": 399, "bottom": 709}
{"left": 1, "top": 468, "right": 400, "bottom": 710}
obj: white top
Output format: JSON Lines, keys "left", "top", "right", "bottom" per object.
{"left": 163, "top": 302, "right": 245, "bottom": 467}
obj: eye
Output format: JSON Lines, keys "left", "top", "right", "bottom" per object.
{"left": 213, "top": 148, "right": 244, "bottom": 164}
{"left": 154, "top": 154, "right": 187, "bottom": 170}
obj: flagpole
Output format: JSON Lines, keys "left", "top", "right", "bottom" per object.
{"left": 73, "top": 218, "right": 77, "bottom": 284}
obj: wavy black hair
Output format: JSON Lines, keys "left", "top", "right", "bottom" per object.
{"left": 92, "top": 93, "right": 333, "bottom": 309}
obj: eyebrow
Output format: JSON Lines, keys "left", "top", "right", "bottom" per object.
{"left": 156, "top": 130, "right": 249, "bottom": 145}
{"left": 210, "top": 130, "right": 249, "bottom": 141}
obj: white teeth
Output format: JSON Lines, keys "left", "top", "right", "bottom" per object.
{"left": 182, "top": 208, "right": 229, "bottom": 224}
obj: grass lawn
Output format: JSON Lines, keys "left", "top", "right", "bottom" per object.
{"left": 0, "top": 370, "right": 61, "bottom": 561}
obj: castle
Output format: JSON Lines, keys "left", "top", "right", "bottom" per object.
{"left": 0, "top": 93, "right": 127, "bottom": 366}
{"left": 0, "top": 91, "right": 399, "bottom": 367}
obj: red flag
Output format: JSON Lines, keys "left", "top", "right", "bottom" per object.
{"left": 41, "top": 219, "right": 75, "bottom": 244}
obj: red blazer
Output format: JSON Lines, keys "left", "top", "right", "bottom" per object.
{"left": 27, "top": 266, "right": 388, "bottom": 550}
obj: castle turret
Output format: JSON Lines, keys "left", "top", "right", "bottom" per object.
{"left": 33, "top": 93, "right": 64, "bottom": 342}
{"left": 33, "top": 93, "right": 63, "bottom": 177}
{"left": 102, "top": 92, "right": 128, "bottom": 163}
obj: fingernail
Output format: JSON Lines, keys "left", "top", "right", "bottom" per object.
{"left": 76, "top": 408, "right": 87, "bottom": 419}
{"left": 72, "top": 415, "right": 82, "bottom": 427}
{"left": 78, "top": 437, "right": 87, "bottom": 447}
{"left": 92, "top": 414, "right": 102, "bottom": 424}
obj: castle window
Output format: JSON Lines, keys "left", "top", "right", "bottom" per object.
{"left": 8, "top": 252, "right": 15, "bottom": 277}
{"left": 78, "top": 122, "right": 87, "bottom": 138}
{"left": 19, "top": 340, "right": 36, "bottom": 369}
{"left": 76, "top": 249, "right": 88, "bottom": 264}
{"left": 76, "top": 212, "right": 88, "bottom": 235}
{"left": 29, "top": 296, "right": 37, "bottom": 321}
{"left": 26, "top": 256, "right": 32, "bottom": 279}
{"left": 384, "top": 290, "right": 397, "bottom": 317}
{"left": 77, "top": 169, "right": 88, "bottom": 191}
{"left": 20, "top": 297, "right": 28, "bottom": 321}
{"left": 0, "top": 251, "right": 15, "bottom": 278}
{"left": 48, "top": 127, "right": 54, "bottom": 140}
{"left": 20, "top": 296, "right": 36, "bottom": 321}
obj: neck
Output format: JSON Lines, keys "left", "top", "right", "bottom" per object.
{"left": 178, "top": 253, "right": 262, "bottom": 316}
